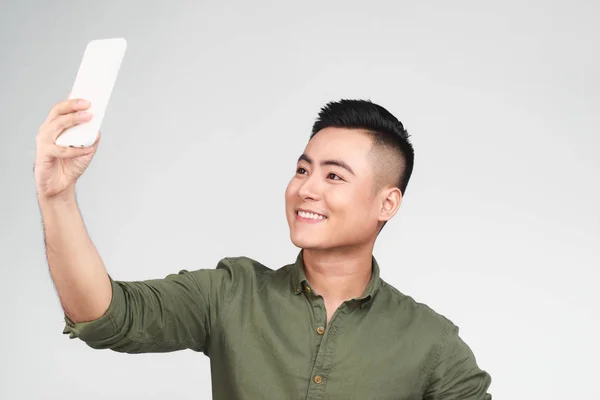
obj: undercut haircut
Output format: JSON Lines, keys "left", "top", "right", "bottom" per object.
{"left": 309, "top": 99, "right": 415, "bottom": 196}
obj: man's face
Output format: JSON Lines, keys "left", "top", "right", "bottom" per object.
{"left": 285, "top": 127, "right": 384, "bottom": 251}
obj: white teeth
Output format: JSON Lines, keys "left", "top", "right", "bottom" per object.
{"left": 298, "top": 211, "right": 326, "bottom": 220}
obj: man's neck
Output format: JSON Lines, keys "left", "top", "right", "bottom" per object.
{"left": 302, "top": 244, "right": 374, "bottom": 302}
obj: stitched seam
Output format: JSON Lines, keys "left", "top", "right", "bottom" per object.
{"left": 319, "top": 304, "right": 358, "bottom": 380}
{"left": 419, "top": 319, "right": 453, "bottom": 396}
{"left": 218, "top": 258, "right": 242, "bottom": 325}
{"left": 187, "top": 269, "right": 211, "bottom": 350}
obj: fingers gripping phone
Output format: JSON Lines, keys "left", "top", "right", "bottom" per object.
{"left": 55, "top": 38, "right": 127, "bottom": 147}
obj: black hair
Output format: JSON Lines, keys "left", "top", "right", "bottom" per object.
{"left": 309, "top": 99, "right": 414, "bottom": 195}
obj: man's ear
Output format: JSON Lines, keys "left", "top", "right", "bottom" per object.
{"left": 378, "top": 187, "right": 402, "bottom": 222}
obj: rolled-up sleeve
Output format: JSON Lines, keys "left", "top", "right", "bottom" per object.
{"left": 423, "top": 322, "right": 493, "bottom": 400}
{"left": 62, "top": 259, "right": 237, "bottom": 354}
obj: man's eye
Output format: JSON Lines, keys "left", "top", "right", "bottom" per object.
{"left": 328, "top": 173, "right": 341, "bottom": 180}
{"left": 297, "top": 167, "right": 307, "bottom": 174}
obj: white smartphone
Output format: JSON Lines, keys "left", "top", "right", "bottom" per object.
{"left": 55, "top": 38, "right": 127, "bottom": 147}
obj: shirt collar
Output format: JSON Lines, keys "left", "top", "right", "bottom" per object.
{"left": 290, "top": 250, "right": 381, "bottom": 303}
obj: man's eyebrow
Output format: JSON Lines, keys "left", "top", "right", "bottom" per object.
{"left": 297, "top": 153, "right": 356, "bottom": 175}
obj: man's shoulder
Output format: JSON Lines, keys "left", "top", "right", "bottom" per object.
{"left": 215, "top": 255, "right": 282, "bottom": 272}
{"left": 377, "top": 278, "right": 457, "bottom": 339}
{"left": 201, "top": 255, "right": 296, "bottom": 296}
{"left": 212, "top": 255, "right": 293, "bottom": 280}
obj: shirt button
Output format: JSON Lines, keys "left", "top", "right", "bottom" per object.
{"left": 314, "top": 375, "right": 323, "bottom": 384}
{"left": 305, "top": 286, "right": 312, "bottom": 293}
{"left": 316, "top": 326, "right": 325, "bottom": 335}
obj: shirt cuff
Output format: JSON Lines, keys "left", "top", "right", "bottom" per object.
{"left": 62, "top": 275, "right": 126, "bottom": 344}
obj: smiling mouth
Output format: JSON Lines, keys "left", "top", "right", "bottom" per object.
{"left": 296, "top": 210, "right": 327, "bottom": 221}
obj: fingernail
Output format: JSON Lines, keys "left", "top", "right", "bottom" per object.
{"left": 77, "top": 99, "right": 90, "bottom": 106}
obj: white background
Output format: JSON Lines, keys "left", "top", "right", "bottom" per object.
{"left": 1, "top": 0, "right": 598, "bottom": 398}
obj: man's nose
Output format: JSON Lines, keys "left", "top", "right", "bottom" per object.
{"left": 298, "top": 175, "right": 321, "bottom": 200}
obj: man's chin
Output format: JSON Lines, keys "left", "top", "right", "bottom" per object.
{"left": 289, "top": 235, "right": 327, "bottom": 250}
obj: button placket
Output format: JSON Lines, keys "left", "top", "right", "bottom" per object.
{"left": 306, "top": 294, "right": 331, "bottom": 397}
{"left": 306, "top": 303, "right": 350, "bottom": 398}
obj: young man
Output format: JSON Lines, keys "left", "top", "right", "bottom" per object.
{"left": 35, "top": 98, "right": 492, "bottom": 399}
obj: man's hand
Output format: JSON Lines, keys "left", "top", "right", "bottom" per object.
{"left": 34, "top": 98, "right": 101, "bottom": 200}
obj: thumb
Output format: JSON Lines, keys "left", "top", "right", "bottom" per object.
{"left": 49, "top": 144, "right": 95, "bottom": 159}
{"left": 47, "top": 131, "right": 100, "bottom": 159}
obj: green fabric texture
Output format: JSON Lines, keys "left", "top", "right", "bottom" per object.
{"left": 64, "top": 251, "right": 492, "bottom": 399}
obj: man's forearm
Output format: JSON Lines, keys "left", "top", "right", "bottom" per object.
{"left": 38, "top": 190, "right": 112, "bottom": 323}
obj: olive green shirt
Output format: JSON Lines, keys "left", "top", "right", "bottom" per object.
{"left": 63, "top": 251, "right": 492, "bottom": 399}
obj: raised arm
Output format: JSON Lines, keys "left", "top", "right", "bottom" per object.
{"left": 62, "top": 261, "right": 235, "bottom": 353}
{"left": 35, "top": 98, "right": 234, "bottom": 354}
{"left": 35, "top": 98, "right": 111, "bottom": 324}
